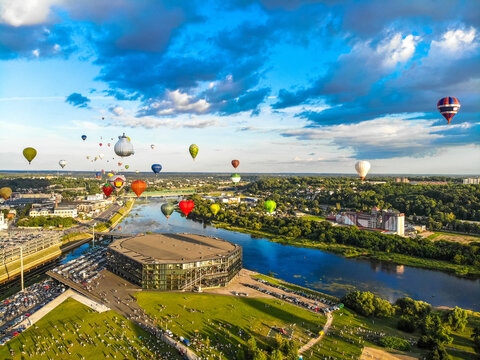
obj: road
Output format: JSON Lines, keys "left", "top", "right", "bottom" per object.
{"left": 64, "top": 203, "right": 122, "bottom": 234}
{"left": 298, "top": 312, "right": 333, "bottom": 354}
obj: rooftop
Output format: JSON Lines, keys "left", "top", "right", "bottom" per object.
{"left": 108, "top": 233, "right": 240, "bottom": 264}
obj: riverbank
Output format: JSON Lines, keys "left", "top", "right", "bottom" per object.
{"left": 213, "top": 222, "right": 480, "bottom": 278}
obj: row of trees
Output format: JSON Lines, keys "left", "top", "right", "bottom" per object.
{"left": 189, "top": 196, "right": 480, "bottom": 269}
{"left": 237, "top": 335, "right": 298, "bottom": 360}
{"left": 17, "top": 215, "right": 77, "bottom": 228}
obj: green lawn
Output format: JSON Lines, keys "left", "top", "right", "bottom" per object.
{"left": 136, "top": 292, "right": 327, "bottom": 359}
{"left": 301, "top": 215, "right": 327, "bottom": 222}
{"left": 0, "top": 298, "right": 182, "bottom": 360}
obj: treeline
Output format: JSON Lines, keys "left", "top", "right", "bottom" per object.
{"left": 189, "top": 196, "right": 480, "bottom": 269}
{"left": 244, "top": 178, "right": 480, "bottom": 221}
{"left": 17, "top": 216, "right": 77, "bottom": 228}
{"left": 237, "top": 334, "right": 298, "bottom": 360}
{"left": 0, "top": 177, "right": 50, "bottom": 191}
{"left": 342, "top": 291, "right": 472, "bottom": 359}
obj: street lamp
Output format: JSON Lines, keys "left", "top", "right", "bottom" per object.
{"left": 92, "top": 222, "right": 97, "bottom": 248}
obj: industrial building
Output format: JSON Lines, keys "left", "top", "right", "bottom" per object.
{"left": 336, "top": 207, "right": 405, "bottom": 236}
{"left": 107, "top": 233, "right": 242, "bottom": 291}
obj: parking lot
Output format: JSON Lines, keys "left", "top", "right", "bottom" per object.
{"left": 0, "top": 279, "right": 67, "bottom": 345}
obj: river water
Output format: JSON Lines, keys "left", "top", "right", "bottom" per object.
{"left": 113, "top": 199, "right": 480, "bottom": 311}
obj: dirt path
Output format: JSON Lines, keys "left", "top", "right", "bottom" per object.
{"left": 298, "top": 312, "right": 333, "bottom": 354}
{"left": 360, "top": 347, "right": 419, "bottom": 360}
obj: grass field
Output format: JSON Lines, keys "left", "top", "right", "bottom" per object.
{"left": 426, "top": 231, "right": 480, "bottom": 244}
{"left": 301, "top": 215, "right": 327, "bottom": 222}
{"left": 136, "top": 292, "right": 327, "bottom": 359}
{"left": 0, "top": 298, "right": 182, "bottom": 360}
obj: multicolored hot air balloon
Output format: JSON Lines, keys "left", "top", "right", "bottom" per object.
{"left": 437, "top": 97, "right": 461, "bottom": 124}
{"left": 151, "top": 144, "right": 155, "bottom": 149}
{"left": 58, "top": 160, "right": 67, "bottom": 169}
{"left": 265, "top": 200, "right": 277, "bottom": 214}
{"left": 114, "top": 133, "right": 134, "bottom": 157}
{"left": 231, "top": 174, "right": 241, "bottom": 183}
{"left": 109, "top": 175, "right": 126, "bottom": 192}
{"left": 23, "top": 147, "right": 37, "bottom": 164}
{"left": 355, "top": 160, "right": 371, "bottom": 180}
{"left": 189, "top": 144, "right": 199, "bottom": 160}
{"left": 210, "top": 203, "right": 220, "bottom": 216}
{"left": 131, "top": 180, "right": 147, "bottom": 197}
{"left": 0, "top": 187, "right": 12, "bottom": 201}
{"left": 151, "top": 164, "right": 162, "bottom": 175}
{"left": 161, "top": 203, "right": 175, "bottom": 219}
{"left": 179, "top": 200, "right": 194, "bottom": 216}
{"left": 231, "top": 160, "right": 240, "bottom": 169}
{"left": 96, "top": 172, "right": 102, "bottom": 179}
{"left": 102, "top": 183, "right": 114, "bottom": 197}
{"left": 81, "top": 135, "right": 87, "bottom": 141}
{"left": 118, "top": 162, "right": 123, "bottom": 167}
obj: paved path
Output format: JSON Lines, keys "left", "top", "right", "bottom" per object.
{"left": 299, "top": 312, "right": 333, "bottom": 354}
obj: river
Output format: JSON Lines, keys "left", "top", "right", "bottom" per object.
{"left": 113, "top": 199, "right": 480, "bottom": 311}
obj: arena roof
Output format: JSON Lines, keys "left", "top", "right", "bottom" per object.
{"left": 108, "top": 233, "right": 240, "bottom": 264}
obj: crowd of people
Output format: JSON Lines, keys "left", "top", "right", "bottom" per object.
{"left": 0, "top": 279, "right": 66, "bottom": 345}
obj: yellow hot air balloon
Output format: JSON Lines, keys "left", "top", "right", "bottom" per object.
{"left": 107, "top": 173, "right": 114, "bottom": 178}
{"left": 210, "top": 203, "right": 220, "bottom": 215}
{"left": 23, "top": 147, "right": 37, "bottom": 164}
{"left": 0, "top": 187, "right": 12, "bottom": 200}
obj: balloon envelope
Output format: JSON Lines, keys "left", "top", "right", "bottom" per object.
{"left": 23, "top": 147, "right": 37, "bottom": 164}
{"left": 59, "top": 160, "right": 67, "bottom": 168}
{"left": 109, "top": 175, "right": 126, "bottom": 192}
{"left": 264, "top": 200, "right": 277, "bottom": 214}
{"left": 189, "top": 144, "right": 199, "bottom": 160}
{"left": 179, "top": 200, "right": 194, "bottom": 216}
{"left": 0, "top": 187, "right": 12, "bottom": 200}
{"left": 210, "top": 203, "right": 220, "bottom": 215}
{"left": 102, "top": 183, "right": 114, "bottom": 197}
{"left": 151, "top": 144, "right": 155, "bottom": 149}
{"left": 161, "top": 203, "right": 175, "bottom": 219}
{"left": 81, "top": 135, "right": 87, "bottom": 141}
{"left": 114, "top": 133, "right": 134, "bottom": 157}
{"left": 437, "top": 97, "right": 460, "bottom": 124}
{"left": 131, "top": 180, "right": 147, "bottom": 197}
{"left": 231, "top": 160, "right": 240, "bottom": 169}
{"left": 151, "top": 164, "right": 162, "bottom": 174}
{"left": 231, "top": 173, "right": 241, "bottom": 183}
{"left": 355, "top": 160, "right": 371, "bottom": 180}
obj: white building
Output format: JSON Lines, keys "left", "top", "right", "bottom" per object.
{"left": 86, "top": 193, "right": 104, "bottom": 201}
{"left": 53, "top": 206, "right": 78, "bottom": 218}
{"left": 463, "top": 178, "right": 480, "bottom": 185}
{"left": 0, "top": 212, "right": 7, "bottom": 230}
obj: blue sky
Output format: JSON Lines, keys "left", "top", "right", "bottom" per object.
{"left": 0, "top": 0, "right": 479, "bottom": 174}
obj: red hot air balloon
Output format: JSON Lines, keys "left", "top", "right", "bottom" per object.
{"left": 437, "top": 97, "right": 461, "bottom": 124}
{"left": 99, "top": 143, "right": 103, "bottom": 146}
{"left": 179, "top": 200, "right": 194, "bottom": 217}
{"left": 118, "top": 162, "right": 123, "bottom": 167}
{"left": 231, "top": 160, "right": 240, "bottom": 169}
{"left": 131, "top": 180, "right": 147, "bottom": 197}
{"left": 102, "top": 183, "right": 114, "bottom": 197}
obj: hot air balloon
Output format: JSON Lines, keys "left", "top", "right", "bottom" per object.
{"left": 102, "top": 117, "right": 105, "bottom": 120}
{"left": 151, "top": 164, "right": 162, "bottom": 175}
{"left": 210, "top": 203, "right": 220, "bottom": 216}
{"left": 99, "top": 154, "right": 104, "bottom": 160}
{"left": 179, "top": 200, "right": 194, "bottom": 217}
{"left": 265, "top": 200, "right": 277, "bottom": 214}
{"left": 231, "top": 160, "right": 240, "bottom": 169}
{"left": 96, "top": 172, "right": 102, "bottom": 179}
{"left": 114, "top": 133, "right": 134, "bottom": 157}
{"left": 107, "top": 143, "right": 111, "bottom": 147}
{"left": 23, "top": 147, "right": 37, "bottom": 164}
{"left": 189, "top": 144, "right": 199, "bottom": 160}
{"left": 355, "top": 160, "right": 371, "bottom": 180}
{"left": 135, "top": 170, "right": 140, "bottom": 173}
{"left": 125, "top": 165, "right": 129, "bottom": 169}
{"left": 107, "top": 172, "right": 114, "bottom": 178}
{"left": 151, "top": 144, "right": 155, "bottom": 149}
{"left": 0, "top": 187, "right": 12, "bottom": 201}
{"left": 102, "top": 183, "right": 114, "bottom": 197}
{"left": 86, "top": 156, "right": 90, "bottom": 160}
{"left": 118, "top": 162, "right": 123, "bottom": 167}
{"left": 437, "top": 97, "right": 461, "bottom": 124}
{"left": 231, "top": 174, "right": 241, "bottom": 183}
{"left": 109, "top": 175, "right": 126, "bottom": 192}
{"left": 94, "top": 157, "right": 98, "bottom": 161}
{"left": 131, "top": 180, "right": 147, "bottom": 197}
{"left": 81, "top": 135, "right": 87, "bottom": 141}
{"left": 161, "top": 203, "right": 175, "bottom": 219}
{"left": 58, "top": 160, "right": 67, "bottom": 169}
{"left": 99, "top": 143, "right": 102, "bottom": 147}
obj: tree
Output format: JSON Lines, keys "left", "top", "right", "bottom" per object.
{"left": 445, "top": 306, "right": 468, "bottom": 331}
{"left": 253, "top": 350, "right": 268, "bottom": 360}
{"left": 426, "top": 344, "right": 450, "bottom": 360}
{"left": 269, "top": 349, "right": 283, "bottom": 360}
{"left": 472, "top": 326, "right": 480, "bottom": 354}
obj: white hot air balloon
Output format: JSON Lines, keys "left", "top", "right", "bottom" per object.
{"left": 59, "top": 160, "right": 67, "bottom": 169}
{"left": 355, "top": 161, "right": 371, "bottom": 180}
{"left": 99, "top": 153, "right": 105, "bottom": 160}
{"left": 231, "top": 174, "right": 241, "bottom": 183}
{"left": 114, "top": 133, "right": 134, "bottom": 157}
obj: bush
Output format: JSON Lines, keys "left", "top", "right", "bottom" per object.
{"left": 397, "top": 316, "right": 416, "bottom": 333}
{"left": 378, "top": 336, "right": 412, "bottom": 351}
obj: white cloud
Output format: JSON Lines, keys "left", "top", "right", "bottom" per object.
{"left": 32, "top": 49, "right": 40, "bottom": 57}
{"left": 111, "top": 115, "right": 219, "bottom": 129}
{"left": 0, "top": 0, "right": 63, "bottom": 26}
{"left": 430, "top": 27, "right": 478, "bottom": 58}
{"left": 376, "top": 33, "right": 420, "bottom": 68}
{"left": 109, "top": 106, "right": 124, "bottom": 116}
{"left": 142, "top": 90, "right": 210, "bottom": 116}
